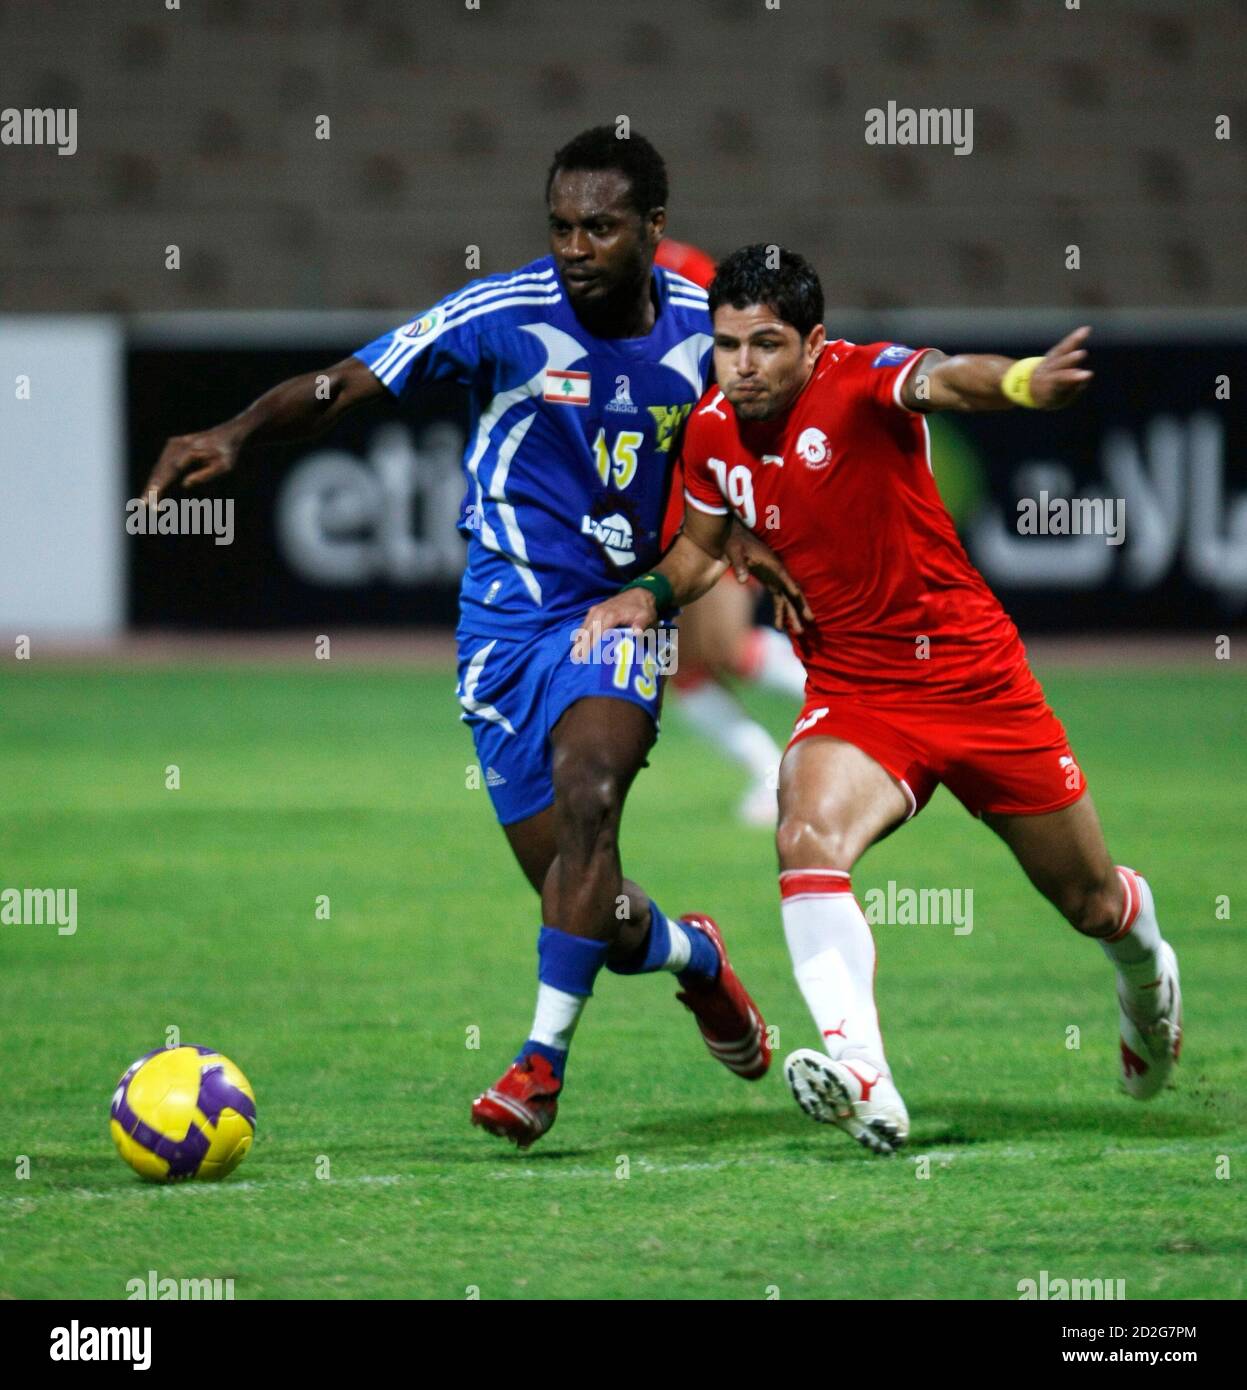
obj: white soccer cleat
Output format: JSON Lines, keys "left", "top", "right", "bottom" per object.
{"left": 784, "top": 1048, "right": 909, "bottom": 1156}
{"left": 1117, "top": 940, "right": 1182, "bottom": 1100}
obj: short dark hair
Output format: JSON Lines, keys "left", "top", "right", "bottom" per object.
{"left": 545, "top": 125, "right": 668, "bottom": 218}
{"left": 708, "top": 244, "right": 824, "bottom": 338}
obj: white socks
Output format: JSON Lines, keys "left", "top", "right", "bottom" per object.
{"left": 775, "top": 863, "right": 1166, "bottom": 1071}
{"left": 527, "top": 983, "right": 587, "bottom": 1053}
{"left": 676, "top": 679, "right": 781, "bottom": 784}
{"left": 1100, "top": 866, "right": 1165, "bottom": 1004}
{"left": 662, "top": 921, "right": 693, "bottom": 972}
{"left": 780, "top": 869, "right": 887, "bottom": 1067}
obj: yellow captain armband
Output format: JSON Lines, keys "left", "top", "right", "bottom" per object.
{"left": 1000, "top": 356, "right": 1044, "bottom": 408}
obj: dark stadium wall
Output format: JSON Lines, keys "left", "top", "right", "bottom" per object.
{"left": 124, "top": 333, "right": 1247, "bottom": 633}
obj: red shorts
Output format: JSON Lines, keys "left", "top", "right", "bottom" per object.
{"left": 787, "top": 665, "right": 1087, "bottom": 820}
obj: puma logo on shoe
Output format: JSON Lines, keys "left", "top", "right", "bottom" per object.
{"left": 843, "top": 1062, "right": 879, "bottom": 1102}
{"left": 1120, "top": 1041, "right": 1149, "bottom": 1079}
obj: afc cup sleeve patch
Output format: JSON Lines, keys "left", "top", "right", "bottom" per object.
{"left": 871, "top": 343, "right": 915, "bottom": 368}
{"left": 403, "top": 307, "right": 442, "bottom": 338}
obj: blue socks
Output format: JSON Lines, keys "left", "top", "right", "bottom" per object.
{"left": 516, "top": 926, "right": 609, "bottom": 1080}
{"left": 607, "top": 901, "right": 719, "bottom": 980}
{"left": 516, "top": 908, "right": 719, "bottom": 1083}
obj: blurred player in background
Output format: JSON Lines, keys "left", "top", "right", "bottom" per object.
{"left": 655, "top": 239, "right": 807, "bottom": 827}
{"left": 143, "top": 131, "right": 811, "bottom": 1150}
{"left": 581, "top": 245, "right": 1182, "bottom": 1156}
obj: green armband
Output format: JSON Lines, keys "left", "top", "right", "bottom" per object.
{"left": 621, "top": 571, "right": 676, "bottom": 616}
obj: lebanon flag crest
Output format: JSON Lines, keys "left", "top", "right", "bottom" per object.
{"left": 543, "top": 369, "right": 591, "bottom": 406}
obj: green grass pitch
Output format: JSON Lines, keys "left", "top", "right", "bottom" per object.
{"left": 1, "top": 661, "right": 1243, "bottom": 1300}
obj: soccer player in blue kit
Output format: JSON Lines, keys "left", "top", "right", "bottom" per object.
{"left": 145, "top": 128, "right": 798, "bottom": 1148}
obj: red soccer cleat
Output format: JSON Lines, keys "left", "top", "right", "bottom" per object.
{"left": 674, "top": 914, "right": 771, "bottom": 1080}
{"left": 471, "top": 1053, "right": 562, "bottom": 1149}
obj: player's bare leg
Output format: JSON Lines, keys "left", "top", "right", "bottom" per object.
{"left": 502, "top": 806, "right": 558, "bottom": 894}
{"left": 543, "top": 695, "right": 657, "bottom": 947}
{"left": 545, "top": 695, "right": 768, "bottom": 1074}
{"left": 983, "top": 794, "right": 1118, "bottom": 935}
{"left": 475, "top": 699, "right": 660, "bottom": 1146}
{"left": 503, "top": 803, "right": 650, "bottom": 956}
{"left": 473, "top": 695, "right": 770, "bottom": 1147}
{"left": 984, "top": 796, "right": 1180, "bottom": 1099}
{"left": 775, "top": 736, "right": 913, "bottom": 1154}
{"left": 776, "top": 735, "right": 909, "bottom": 872}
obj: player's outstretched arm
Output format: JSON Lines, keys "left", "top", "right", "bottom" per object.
{"left": 904, "top": 326, "right": 1093, "bottom": 414}
{"left": 142, "top": 355, "right": 384, "bottom": 503}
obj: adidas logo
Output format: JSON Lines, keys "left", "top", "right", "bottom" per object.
{"left": 604, "top": 373, "right": 637, "bottom": 414}
{"left": 485, "top": 767, "right": 506, "bottom": 787}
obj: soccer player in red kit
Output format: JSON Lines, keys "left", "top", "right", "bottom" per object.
{"left": 577, "top": 245, "right": 1182, "bottom": 1155}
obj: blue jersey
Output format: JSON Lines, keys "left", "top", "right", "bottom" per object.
{"left": 354, "top": 255, "right": 712, "bottom": 636}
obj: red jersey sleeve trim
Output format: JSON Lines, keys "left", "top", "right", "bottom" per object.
{"left": 891, "top": 348, "right": 935, "bottom": 413}
{"left": 684, "top": 487, "right": 729, "bottom": 516}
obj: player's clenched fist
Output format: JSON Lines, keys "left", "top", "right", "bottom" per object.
{"left": 143, "top": 424, "right": 243, "bottom": 504}
{"left": 574, "top": 589, "right": 658, "bottom": 663}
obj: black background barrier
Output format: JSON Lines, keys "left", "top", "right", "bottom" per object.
{"left": 125, "top": 339, "right": 1247, "bottom": 632}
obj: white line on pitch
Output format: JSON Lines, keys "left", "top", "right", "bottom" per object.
{"left": 1, "top": 1140, "right": 1239, "bottom": 1209}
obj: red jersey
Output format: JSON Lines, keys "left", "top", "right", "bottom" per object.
{"left": 681, "top": 340, "right": 1029, "bottom": 699}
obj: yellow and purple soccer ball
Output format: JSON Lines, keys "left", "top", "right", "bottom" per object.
{"left": 110, "top": 1045, "right": 256, "bottom": 1182}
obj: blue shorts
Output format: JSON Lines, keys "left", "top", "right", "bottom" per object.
{"left": 456, "top": 619, "right": 673, "bottom": 826}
